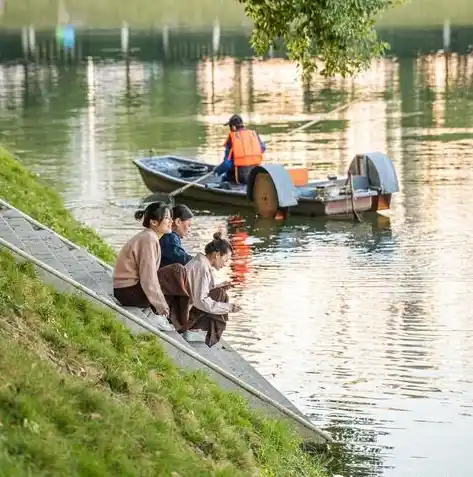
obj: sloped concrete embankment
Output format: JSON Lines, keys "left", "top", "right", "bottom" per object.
{"left": 0, "top": 198, "right": 331, "bottom": 444}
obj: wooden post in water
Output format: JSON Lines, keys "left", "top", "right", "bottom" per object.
{"left": 162, "top": 24, "right": 169, "bottom": 59}
{"left": 121, "top": 22, "right": 129, "bottom": 59}
{"left": 28, "top": 25, "right": 36, "bottom": 59}
{"left": 443, "top": 19, "right": 451, "bottom": 53}
{"left": 212, "top": 18, "right": 220, "bottom": 58}
{"left": 21, "top": 27, "right": 29, "bottom": 61}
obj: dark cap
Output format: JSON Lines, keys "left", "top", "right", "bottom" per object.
{"left": 224, "top": 114, "right": 244, "bottom": 127}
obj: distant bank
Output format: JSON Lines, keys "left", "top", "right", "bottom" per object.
{"left": 0, "top": 24, "right": 471, "bottom": 65}
{"left": 1, "top": 0, "right": 472, "bottom": 29}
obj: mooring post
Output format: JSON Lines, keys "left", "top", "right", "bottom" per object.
{"left": 28, "top": 25, "right": 36, "bottom": 56}
{"left": 443, "top": 18, "right": 451, "bottom": 53}
{"left": 121, "top": 21, "right": 129, "bottom": 58}
{"left": 212, "top": 18, "right": 221, "bottom": 57}
{"left": 21, "top": 26, "right": 29, "bottom": 60}
{"left": 162, "top": 24, "right": 169, "bottom": 58}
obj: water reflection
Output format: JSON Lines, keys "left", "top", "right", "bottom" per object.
{"left": 1, "top": 53, "right": 473, "bottom": 477}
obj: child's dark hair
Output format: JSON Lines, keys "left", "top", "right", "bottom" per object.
{"left": 172, "top": 204, "right": 193, "bottom": 222}
{"left": 134, "top": 201, "right": 171, "bottom": 228}
{"left": 204, "top": 231, "right": 233, "bottom": 255}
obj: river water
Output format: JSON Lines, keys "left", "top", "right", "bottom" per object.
{"left": 2, "top": 54, "right": 473, "bottom": 477}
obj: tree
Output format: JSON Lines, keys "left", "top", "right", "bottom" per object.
{"left": 237, "top": 0, "right": 404, "bottom": 77}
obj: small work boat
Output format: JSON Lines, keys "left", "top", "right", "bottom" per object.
{"left": 133, "top": 152, "right": 399, "bottom": 218}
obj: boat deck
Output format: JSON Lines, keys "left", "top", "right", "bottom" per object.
{"left": 144, "top": 156, "right": 247, "bottom": 191}
{"left": 140, "top": 155, "right": 329, "bottom": 199}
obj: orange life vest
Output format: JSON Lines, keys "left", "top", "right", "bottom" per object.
{"left": 227, "top": 129, "right": 263, "bottom": 168}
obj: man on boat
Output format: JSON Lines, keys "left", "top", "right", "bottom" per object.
{"left": 214, "top": 114, "right": 266, "bottom": 185}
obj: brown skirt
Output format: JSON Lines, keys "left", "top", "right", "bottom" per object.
{"left": 158, "top": 264, "right": 229, "bottom": 347}
{"left": 187, "top": 286, "right": 229, "bottom": 347}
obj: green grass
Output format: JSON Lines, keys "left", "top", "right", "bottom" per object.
{"left": 0, "top": 148, "right": 116, "bottom": 264}
{"left": 0, "top": 0, "right": 251, "bottom": 29}
{"left": 0, "top": 250, "right": 327, "bottom": 476}
{"left": 1, "top": 0, "right": 472, "bottom": 29}
{"left": 375, "top": 0, "right": 473, "bottom": 28}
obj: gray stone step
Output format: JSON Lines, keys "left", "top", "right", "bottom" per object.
{"left": 1, "top": 214, "right": 107, "bottom": 295}
{"left": 35, "top": 230, "right": 107, "bottom": 294}
{"left": 3, "top": 214, "right": 40, "bottom": 237}
{"left": 0, "top": 217, "right": 27, "bottom": 249}
{"left": 1, "top": 218, "right": 70, "bottom": 276}
{"left": 188, "top": 339, "right": 300, "bottom": 414}
{"left": 70, "top": 248, "right": 113, "bottom": 293}
{"left": 188, "top": 341, "right": 233, "bottom": 373}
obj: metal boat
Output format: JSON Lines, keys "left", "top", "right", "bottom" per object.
{"left": 133, "top": 152, "right": 399, "bottom": 218}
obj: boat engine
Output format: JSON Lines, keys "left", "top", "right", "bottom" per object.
{"left": 347, "top": 152, "right": 399, "bottom": 195}
{"left": 247, "top": 164, "right": 298, "bottom": 219}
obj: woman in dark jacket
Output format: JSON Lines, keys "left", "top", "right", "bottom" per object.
{"left": 159, "top": 204, "right": 193, "bottom": 268}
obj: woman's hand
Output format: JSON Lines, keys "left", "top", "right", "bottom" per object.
{"left": 229, "top": 303, "right": 242, "bottom": 313}
{"left": 155, "top": 303, "right": 170, "bottom": 317}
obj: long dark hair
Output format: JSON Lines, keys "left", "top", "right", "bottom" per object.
{"left": 204, "top": 231, "right": 233, "bottom": 255}
{"left": 172, "top": 204, "right": 193, "bottom": 222}
{"left": 134, "top": 202, "right": 171, "bottom": 228}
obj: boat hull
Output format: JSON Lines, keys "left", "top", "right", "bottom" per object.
{"left": 134, "top": 156, "right": 394, "bottom": 218}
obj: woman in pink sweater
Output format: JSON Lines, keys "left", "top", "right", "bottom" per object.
{"left": 113, "top": 201, "right": 173, "bottom": 330}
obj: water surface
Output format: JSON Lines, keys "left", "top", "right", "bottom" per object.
{"left": 1, "top": 53, "right": 473, "bottom": 477}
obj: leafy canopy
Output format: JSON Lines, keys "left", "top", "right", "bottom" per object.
{"left": 238, "top": 0, "right": 404, "bottom": 77}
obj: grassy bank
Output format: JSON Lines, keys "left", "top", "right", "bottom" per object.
{"left": 0, "top": 150, "right": 327, "bottom": 475}
{"left": 1, "top": 0, "right": 473, "bottom": 29}
{"left": 0, "top": 251, "right": 327, "bottom": 476}
{"left": 0, "top": 148, "right": 116, "bottom": 264}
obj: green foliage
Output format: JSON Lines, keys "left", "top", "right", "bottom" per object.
{"left": 0, "top": 248, "right": 327, "bottom": 476}
{"left": 0, "top": 148, "right": 116, "bottom": 264}
{"left": 238, "top": 0, "right": 405, "bottom": 77}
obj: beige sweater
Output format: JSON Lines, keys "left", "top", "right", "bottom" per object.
{"left": 113, "top": 228, "right": 168, "bottom": 315}
{"left": 185, "top": 253, "right": 233, "bottom": 315}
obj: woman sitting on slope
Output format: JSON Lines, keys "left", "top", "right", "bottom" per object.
{"left": 159, "top": 204, "right": 194, "bottom": 268}
{"left": 112, "top": 201, "right": 174, "bottom": 332}
{"left": 181, "top": 231, "right": 242, "bottom": 345}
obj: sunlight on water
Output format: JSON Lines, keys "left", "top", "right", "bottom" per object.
{"left": 1, "top": 52, "right": 473, "bottom": 477}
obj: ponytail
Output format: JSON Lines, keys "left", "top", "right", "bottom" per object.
{"left": 134, "top": 202, "right": 171, "bottom": 228}
{"left": 204, "top": 231, "right": 233, "bottom": 255}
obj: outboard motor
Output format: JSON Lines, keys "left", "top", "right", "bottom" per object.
{"left": 347, "top": 152, "right": 400, "bottom": 211}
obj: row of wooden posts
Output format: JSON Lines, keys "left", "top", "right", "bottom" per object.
{"left": 18, "top": 21, "right": 277, "bottom": 62}
{"left": 15, "top": 18, "right": 459, "bottom": 64}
